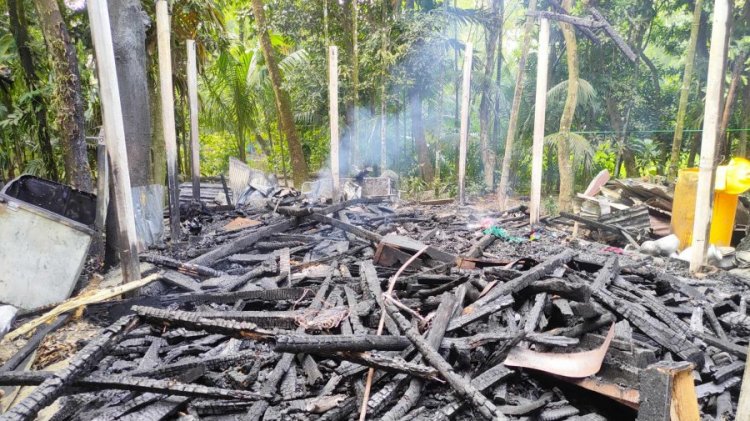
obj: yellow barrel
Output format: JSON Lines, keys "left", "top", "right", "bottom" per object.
{"left": 671, "top": 158, "right": 750, "bottom": 250}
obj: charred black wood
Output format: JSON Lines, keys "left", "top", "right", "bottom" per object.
{"left": 161, "top": 270, "right": 202, "bottom": 292}
{"left": 161, "top": 286, "right": 315, "bottom": 305}
{"left": 383, "top": 300, "right": 504, "bottom": 420}
{"left": 128, "top": 350, "right": 262, "bottom": 379}
{"left": 332, "top": 351, "right": 440, "bottom": 381}
{"left": 246, "top": 269, "right": 334, "bottom": 421}
{"left": 309, "top": 213, "right": 384, "bottom": 243}
{"left": 190, "top": 220, "right": 296, "bottom": 266}
{"left": 592, "top": 286, "right": 704, "bottom": 368}
{"left": 132, "top": 306, "right": 275, "bottom": 340}
{"left": 169, "top": 309, "right": 301, "bottom": 329}
{"left": 447, "top": 295, "right": 514, "bottom": 332}
{"left": 528, "top": 279, "right": 591, "bottom": 302}
{"left": 140, "top": 254, "right": 224, "bottom": 277}
{"left": 381, "top": 293, "right": 457, "bottom": 421}
{"left": 592, "top": 255, "right": 619, "bottom": 290}
{"left": 0, "top": 371, "right": 271, "bottom": 400}
{"left": 477, "top": 250, "right": 576, "bottom": 308}
{"left": 0, "top": 315, "right": 138, "bottom": 421}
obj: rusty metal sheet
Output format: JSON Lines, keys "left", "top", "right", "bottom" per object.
{"left": 504, "top": 324, "right": 615, "bottom": 378}
{"left": 222, "top": 217, "right": 262, "bottom": 232}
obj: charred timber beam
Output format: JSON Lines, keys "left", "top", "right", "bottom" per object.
{"left": 128, "top": 350, "right": 263, "bottom": 379}
{"left": 447, "top": 295, "right": 514, "bottom": 332}
{"left": 333, "top": 351, "right": 440, "bottom": 381}
{"left": 477, "top": 249, "right": 575, "bottom": 307}
{"left": 528, "top": 279, "right": 591, "bottom": 302}
{"left": 592, "top": 255, "right": 619, "bottom": 290}
{"left": 169, "top": 309, "right": 302, "bottom": 329}
{"left": 274, "top": 328, "right": 574, "bottom": 354}
{"left": 161, "top": 287, "right": 314, "bottom": 305}
{"left": 245, "top": 269, "right": 334, "bottom": 420}
{"left": 0, "top": 372, "right": 271, "bottom": 400}
{"left": 190, "top": 219, "right": 296, "bottom": 266}
{"left": 309, "top": 213, "right": 384, "bottom": 243}
{"left": 140, "top": 254, "right": 224, "bottom": 277}
{"left": 381, "top": 294, "right": 457, "bottom": 421}
{"left": 592, "top": 287, "right": 704, "bottom": 368}
{"left": 132, "top": 306, "right": 275, "bottom": 341}
{"left": 0, "top": 315, "right": 138, "bottom": 421}
{"left": 383, "top": 300, "right": 505, "bottom": 420}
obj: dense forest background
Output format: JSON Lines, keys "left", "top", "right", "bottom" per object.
{"left": 0, "top": 0, "right": 749, "bottom": 212}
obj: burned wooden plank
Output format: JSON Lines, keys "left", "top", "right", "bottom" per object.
{"left": 132, "top": 306, "right": 275, "bottom": 341}
{"left": 141, "top": 253, "right": 224, "bottom": 277}
{"left": 475, "top": 250, "right": 576, "bottom": 308}
{"left": 190, "top": 219, "right": 295, "bottom": 266}
{"left": 381, "top": 293, "right": 457, "bottom": 420}
{"left": 128, "top": 350, "right": 264, "bottom": 379}
{"left": 245, "top": 267, "right": 335, "bottom": 421}
{"left": 0, "top": 315, "right": 138, "bottom": 421}
{"left": 0, "top": 371, "right": 271, "bottom": 400}
{"left": 447, "top": 295, "right": 515, "bottom": 332}
{"left": 383, "top": 299, "right": 504, "bottom": 420}
{"left": 161, "top": 286, "right": 315, "bottom": 305}
{"left": 309, "top": 213, "right": 383, "bottom": 243}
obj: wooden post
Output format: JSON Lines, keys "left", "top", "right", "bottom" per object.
{"left": 329, "top": 46, "right": 340, "bottom": 202}
{"left": 156, "top": 0, "right": 182, "bottom": 241}
{"left": 458, "top": 42, "right": 473, "bottom": 206}
{"left": 187, "top": 39, "right": 200, "bottom": 202}
{"left": 689, "top": 0, "right": 730, "bottom": 273}
{"left": 86, "top": 0, "right": 141, "bottom": 283}
{"left": 530, "top": 18, "right": 550, "bottom": 224}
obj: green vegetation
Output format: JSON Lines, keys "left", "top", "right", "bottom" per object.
{"left": 0, "top": 0, "right": 749, "bottom": 209}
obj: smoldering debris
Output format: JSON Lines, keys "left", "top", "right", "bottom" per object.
{"left": 0, "top": 194, "right": 747, "bottom": 420}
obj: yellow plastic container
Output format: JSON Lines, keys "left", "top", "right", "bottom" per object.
{"left": 671, "top": 158, "right": 750, "bottom": 250}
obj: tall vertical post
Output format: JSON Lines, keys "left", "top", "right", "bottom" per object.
{"left": 690, "top": 0, "right": 730, "bottom": 273}
{"left": 156, "top": 0, "right": 181, "bottom": 242}
{"left": 530, "top": 18, "right": 550, "bottom": 224}
{"left": 86, "top": 0, "right": 141, "bottom": 283}
{"left": 458, "top": 42, "right": 473, "bottom": 206}
{"left": 187, "top": 39, "right": 201, "bottom": 202}
{"left": 329, "top": 46, "right": 340, "bottom": 202}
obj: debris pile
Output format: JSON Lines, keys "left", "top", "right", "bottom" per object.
{"left": 0, "top": 196, "right": 748, "bottom": 420}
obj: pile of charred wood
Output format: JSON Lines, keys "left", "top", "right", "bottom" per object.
{"left": 0, "top": 197, "right": 747, "bottom": 420}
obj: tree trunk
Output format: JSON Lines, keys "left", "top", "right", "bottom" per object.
{"left": 667, "top": 0, "right": 703, "bottom": 179}
{"left": 496, "top": 0, "right": 537, "bottom": 208}
{"left": 108, "top": 0, "right": 152, "bottom": 187}
{"left": 351, "top": 0, "right": 359, "bottom": 167}
{"left": 478, "top": 0, "right": 502, "bottom": 190}
{"left": 719, "top": 51, "right": 746, "bottom": 157}
{"left": 410, "top": 88, "right": 434, "bottom": 182}
{"left": 739, "top": 81, "right": 750, "bottom": 157}
{"left": 32, "top": 0, "right": 92, "bottom": 191}
{"left": 557, "top": 0, "right": 578, "bottom": 213}
{"left": 7, "top": 0, "right": 57, "bottom": 181}
{"left": 251, "top": 0, "right": 309, "bottom": 187}
{"left": 491, "top": 0, "right": 504, "bottom": 154}
{"left": 104, "top": 0, "right": 153, "bottom": 268}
